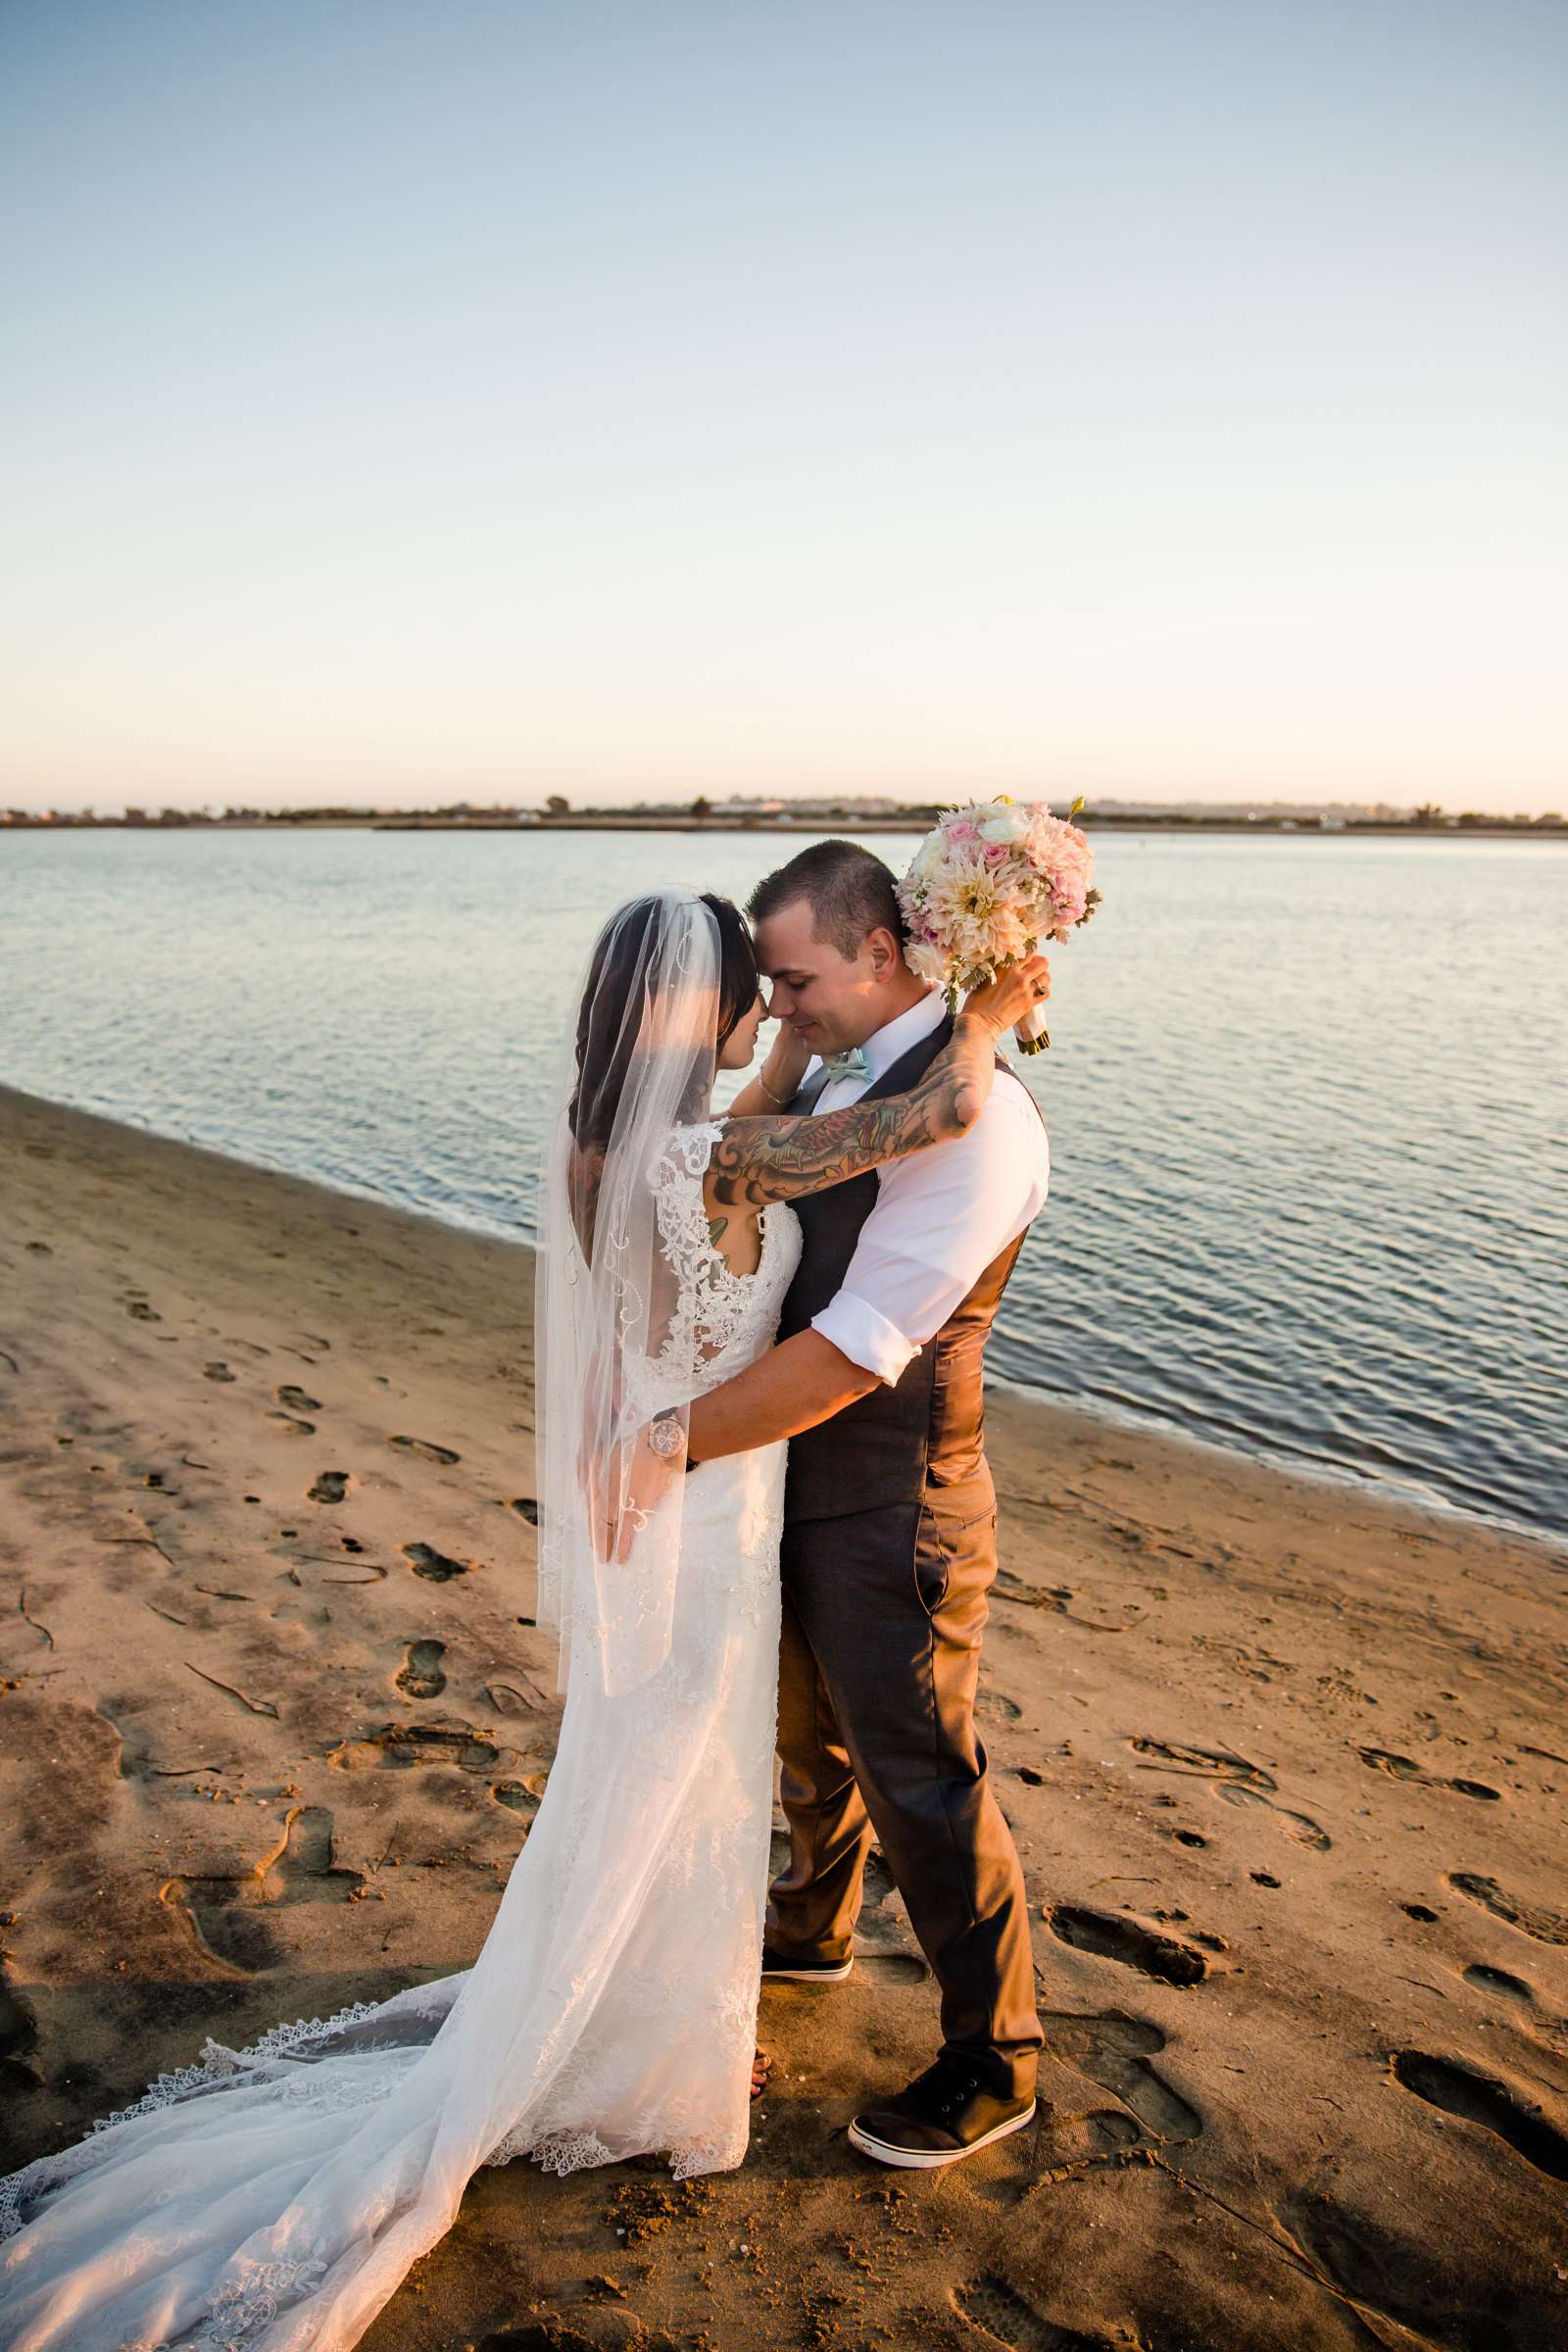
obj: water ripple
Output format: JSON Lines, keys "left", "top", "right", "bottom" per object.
{"left": 3, "top": 825, "right": 1564, "bottom": 1540}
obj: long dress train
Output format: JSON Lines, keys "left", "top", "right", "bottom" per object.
{"left": 0, "top": 1133, "right": 800, "bottom": 2352}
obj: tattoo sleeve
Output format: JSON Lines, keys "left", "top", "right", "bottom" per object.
{"left": 708, "top": 1028, "right": 993, "bottom": 1211}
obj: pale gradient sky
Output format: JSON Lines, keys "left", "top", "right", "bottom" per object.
{"left": 3, "top": 1, "right": 1564, "bottom": 815}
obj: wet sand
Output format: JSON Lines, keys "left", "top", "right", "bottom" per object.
{"left": 2, "top": 1078, "right": 1565, "bottom": 2352}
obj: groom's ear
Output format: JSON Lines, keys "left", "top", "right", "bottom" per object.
{"left": 864, "top": 925, "right": 904, "bottom": 979}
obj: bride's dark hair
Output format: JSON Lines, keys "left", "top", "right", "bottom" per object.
{"left": 568, "top": 892, "right": 758, "bottom": 1158}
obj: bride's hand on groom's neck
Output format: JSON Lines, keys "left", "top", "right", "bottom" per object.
{"left": 725, "top": 1018, "right": 811, "bottom": 1120}
{"left": 763, "top": 1020, "right": 812, "bottom": 1095}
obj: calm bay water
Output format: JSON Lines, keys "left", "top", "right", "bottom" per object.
{"left": 2, "top": 826, "right": 1563, "bottom": 1539}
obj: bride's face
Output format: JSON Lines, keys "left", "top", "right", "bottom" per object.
{"left": 716, "top": 987, "right": 765, "bottom": 1071}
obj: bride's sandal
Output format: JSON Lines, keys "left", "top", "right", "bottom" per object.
{"left": 751, "top": 2048, "right": 771, "bottom": 2100}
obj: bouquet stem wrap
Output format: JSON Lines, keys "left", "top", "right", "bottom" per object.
{"left": 1011, "top": 998, "right": 1053, "bottom": 1055}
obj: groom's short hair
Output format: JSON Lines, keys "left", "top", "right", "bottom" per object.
{"left": 747, "top": 840, "right": 906, "bottom": 961}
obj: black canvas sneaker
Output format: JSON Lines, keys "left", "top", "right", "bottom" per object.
{"left": 760, "top": 1944, "right": 855, "bottom": 1983}
{"left": 848, "top": 2054, "right": 1037, "bottom": 2169}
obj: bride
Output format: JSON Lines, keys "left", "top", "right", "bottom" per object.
{"left": 0, "top": 885, "right": 1044, "bottom": 2352}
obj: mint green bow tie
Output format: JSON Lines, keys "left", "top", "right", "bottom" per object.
{"left": 820, "top": 1045, "right": 871, "bottom": 1084}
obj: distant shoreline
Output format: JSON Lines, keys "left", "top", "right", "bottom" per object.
{"left": 6, "top": 814, "right": 1565, "bottom": 840}
{"left": 376, "top": 816, "right": 1568, "bottom": 840}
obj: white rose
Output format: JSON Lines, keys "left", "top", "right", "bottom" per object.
{"left": 980, "top": 810, "right": 1025, "bottom": 845}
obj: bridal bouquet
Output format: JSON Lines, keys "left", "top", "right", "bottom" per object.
{"left": 896, "top": 795, "right": 1101, "bottom": 1053}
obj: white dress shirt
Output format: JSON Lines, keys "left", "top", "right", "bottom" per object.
{"left": 806, "top": 990, "right": 1050, "bottom": 1386}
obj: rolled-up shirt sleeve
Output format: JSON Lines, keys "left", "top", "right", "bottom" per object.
{"left": 809, "top": 1080, "right": 1049, "bottom": 1385}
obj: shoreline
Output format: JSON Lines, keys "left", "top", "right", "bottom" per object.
{"left": 3, "top": 1079, "right": 1566, "bottom": 2349}
{"left": 2, "top": 1077, "right": 1551, "bottom": 1552}
{"left": 7, "top": 815, "right": 1567, "bottom": 840}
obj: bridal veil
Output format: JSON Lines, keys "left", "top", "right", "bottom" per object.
{"left": 0, "top": 889, "right": 775, "bottom": 2352}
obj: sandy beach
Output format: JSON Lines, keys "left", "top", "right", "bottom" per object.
{"left": 2, "top": 1077, "right": 1565, "bottom": 2352}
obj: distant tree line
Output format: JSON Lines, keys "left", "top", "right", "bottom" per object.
{"left": 3, "top": 800, "right": 1563, "bottom": 831}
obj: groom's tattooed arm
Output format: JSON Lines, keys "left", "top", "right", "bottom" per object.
{"left": 706, "top": 1015, "right": 997, "bottom": 1213}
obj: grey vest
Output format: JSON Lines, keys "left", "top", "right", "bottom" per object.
{"left": 777, "top": 1013, "right": 1041, "bottom": 1524}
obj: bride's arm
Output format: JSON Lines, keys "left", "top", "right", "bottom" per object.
{"left": 704, "top": 956, "right": 1050, "bottom": 1215}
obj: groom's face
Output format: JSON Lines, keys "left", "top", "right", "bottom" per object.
{"left": 755, "top": 897, "right": 896, "bottom": 1055}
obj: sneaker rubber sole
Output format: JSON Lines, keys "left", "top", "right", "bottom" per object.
{"left": 847, "top": 2099, "right": 1037, "bottom": 2169}
{"left": 760, "top": 1955, "right": 855, "bottom": 1983}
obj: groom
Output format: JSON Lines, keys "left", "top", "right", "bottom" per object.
{"left": 685, "top": 840, "right": 1050, "bottom": 2168}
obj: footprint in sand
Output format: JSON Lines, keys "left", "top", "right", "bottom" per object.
{"left": 202, "top": 1362, "right": 236, "bottom": 1383}
{"left": 404, "top": 1542, "right": 473, "bottom": 1582}
{"left": 1041, "top": 2006, "right": 1202, "bottom": 2148}
{"left": 275, "top": 1385, "right": 321, "bottom": 1414}
{"left": 395, "top": 1639, "right": 448, "bottom": 1699}
{"left": 1357, "top": 1747, "right": 1502, "bottom": 1801}
{"left": 1127, "top": 1734, "right": 1332, "bottom": 1850}
{"left": 493, "top": 1778, "right": 543, "bottom": 1815}
{"left": 1446, "top": 1871, "right": 1568, "bottom": 1945}
{"left": 126, "top": 1300, "right": 162, "bottom": 1322}
{"left": 307, "top": 1470, "right": 351, "bottom": 1504}
{"left": 952, "top": 2275, "right": 1111, "bottom": 2352}
{"left": 328, "top": 1723, "right": 504, "bottom": 1774}
{"left": 1045, "top": 1903, "right": 1211, "bottom": 1986}
{"left": 268, "top": 1412, "right": 316, "bottom": 1436}
{"left": 492, "top": 1777, "right": 546, "bottom": 1815}
{"left": 855, "top": 1952, "right": 928, "bottom": 1985}
{"left": 24, "top": 1241, "right": 52, "bottom": 1255}
{"left": 387, "top": 1435, "right": 462, "bottom": 1466}
{"left": 1463, "top": 1962, "right": 1535, "bottom": 2004}
{"left": 484, "top": 1672, "right": 561, "bottom": 1718}
{"left": 509, "top": 1496, "right": 540, "bottom": 1525}
{"left": 160, "top": 1806, "right": 365, "bottom": 1975}
{"left": 1128, "top": 1733, "right": 1271, "bottom": 1788}
{"left": 1389, "top": 2049, "right": 1568, "bottom": 2181}
{"left": 1212, "top": 1781, "right": 1332, "bottom": 1849}
{"left": 976, "top": 1686, "right": 1023, "bottom": 1724}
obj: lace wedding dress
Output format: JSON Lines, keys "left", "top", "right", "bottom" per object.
{"left": 0, "top": 1123, "right": 802, "bottom": 2352}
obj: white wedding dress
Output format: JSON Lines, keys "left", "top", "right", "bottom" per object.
{"left": 0, "top": 1123, "right": 802, "bottom": 2352}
